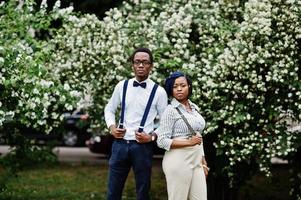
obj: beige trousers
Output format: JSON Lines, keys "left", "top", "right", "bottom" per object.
{"left": 162, "top": 145, "right": 207, "bottom": 200}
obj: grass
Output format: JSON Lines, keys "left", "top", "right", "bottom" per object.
{"left": 0, "top": 159, "right": 167, "bottom": 200}
{"left": 0, "top": 159, "right": 295, "bottom": 200}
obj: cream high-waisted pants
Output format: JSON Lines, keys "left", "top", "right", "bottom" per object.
{"left": 162, "top": 144, "right": 207, "bottom": 200}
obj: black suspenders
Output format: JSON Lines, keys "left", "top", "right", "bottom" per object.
{"left": 118, "top": 80, "right": 128, "bottom": 129}
{"left": 138, "top": 84, "right": 158, "bottom": 132}
{"left": 118, "top": 80, "right": 158, "bottom": 133}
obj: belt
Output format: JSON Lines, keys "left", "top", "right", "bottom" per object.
{"left": 115, "top": 139, "right": 137, "bottom": 144}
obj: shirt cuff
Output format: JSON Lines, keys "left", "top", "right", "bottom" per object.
{"left": 165, "top": 139, "right": 173, "bottom": 151}
{"left": 106, "top": 120, "right": 116, "bottom": 129}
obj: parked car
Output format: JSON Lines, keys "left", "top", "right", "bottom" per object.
{"left": 62, "top": 110, "right": 91, "bottom": 146}
{"left": 86, "top": 134, "right": 165, "bottom": 157}
{"left": 0, "top": 110, "right": 91, "bottom": 147}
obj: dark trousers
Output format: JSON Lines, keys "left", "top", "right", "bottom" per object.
{"left": 107, "top": 139, "right": 153, "bottom": 200}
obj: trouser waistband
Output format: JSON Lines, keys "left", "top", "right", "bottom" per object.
{"left": 115, "top": 139, "right": 137, "bottom": 144}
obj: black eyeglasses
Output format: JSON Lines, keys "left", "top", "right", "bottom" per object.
{"left": 133, "top": 60, "right": 151, "bottom": 66}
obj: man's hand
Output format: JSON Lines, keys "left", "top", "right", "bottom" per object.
{"left": 135, "top": 131, "right": 151, "bottom": 143}
{"left": 109, "top": 125, "right": 126, "bottom": 139}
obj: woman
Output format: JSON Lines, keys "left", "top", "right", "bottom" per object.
{"left": 156, "top": 71, "right": 208, "bottom": 200}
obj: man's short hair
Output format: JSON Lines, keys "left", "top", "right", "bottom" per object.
{"left": 128, "top": 47, "right": 153, "bottom": 64}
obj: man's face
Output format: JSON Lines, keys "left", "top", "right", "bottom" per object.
{"left": 132, "top": 52, "right": 153, "bottom": 82}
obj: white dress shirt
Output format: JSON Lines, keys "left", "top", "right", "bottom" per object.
{"left": 156, "top": 98, "right": 206, "bottom": 155}
{"left": 105, "top": 78, "right": 168, "bottom": 140}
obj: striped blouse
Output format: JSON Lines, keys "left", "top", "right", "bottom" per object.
{"left": 156, "top": 98, "right": 206, "bottom": 154}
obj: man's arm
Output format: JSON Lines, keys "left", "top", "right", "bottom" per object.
{"left": 104, "top": 81, "right": 123, "bottom": 129}
{"left": 156, "top": 87, "right": 168, "bottom": 118}
{"left": 150, "top": 87, "right": 168, "bottom": 142}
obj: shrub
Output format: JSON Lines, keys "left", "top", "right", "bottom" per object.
{"left": 1, "top": 0, "right": 300, "bottom": 195}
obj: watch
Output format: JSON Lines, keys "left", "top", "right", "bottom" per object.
{"left": 151, "top": 135, "right": 156, "bottom": 141}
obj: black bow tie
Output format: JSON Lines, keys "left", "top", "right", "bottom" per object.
{"left": 133, "top": 81, "right": 147, "bottom": 89}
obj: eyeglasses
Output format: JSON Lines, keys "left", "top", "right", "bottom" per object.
{"left": 133, "top": 60, "right": 151, "bottom": 66}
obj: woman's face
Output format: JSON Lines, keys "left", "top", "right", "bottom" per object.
{"left": 172, "top": 76, "right": 189, "bottom": 102}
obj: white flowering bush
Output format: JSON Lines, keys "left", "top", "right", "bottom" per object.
{"left": 48, "top": 0, "right": 300, "bottom": 182}
{"left": 46, "top": 0, "right": 209, "bottom": 129}
{"left": 1, "top": 0, "right": 301, "bottom": 191}
{"left": 0, "top": 0, "right": 80, "bottom": 135}
{"left": 196, "top": 0, "right": 301, "bottom": 182}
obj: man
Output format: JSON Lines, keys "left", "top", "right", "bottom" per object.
{"left": 104, "top": 47, "right": 168, "bottom": 200}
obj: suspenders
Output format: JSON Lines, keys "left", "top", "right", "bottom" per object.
{"left": 118, "top": 80, "right": 129, "bottom": 129}
{"left": 118, "top": 80, "right": 158, "bottom": 133}
{"left": 138, "top": 84, "right": 158, "bottom": 132}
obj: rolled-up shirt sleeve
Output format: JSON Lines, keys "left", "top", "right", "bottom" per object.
{"left": 156, "top": 105, "right": 176, "bottom": 151}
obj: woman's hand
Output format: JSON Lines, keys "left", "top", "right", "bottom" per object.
{"left": 170, "top": 135, "right": 202, "bottom": 149}
{"left": 190, "top": 135, "right": 202, "bottom": 146}
{"left": 201, "top": 157, "right": 209, "bottom": 177}
{"left": 202, "top": 165, "right": 209, "bottom": 177}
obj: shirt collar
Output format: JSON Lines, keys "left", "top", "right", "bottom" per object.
{"left": 133, "top": 77, "right": 150, "bottom": 84}
{"left": 170, "top": 98, "right": 198, "bottom": 110}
